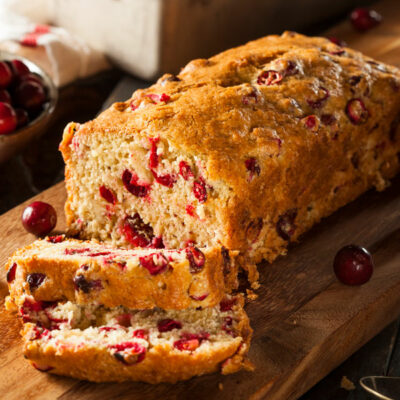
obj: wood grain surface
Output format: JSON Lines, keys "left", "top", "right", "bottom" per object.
{"left": 1, "top": 1, "right": 400, "bottom": 399}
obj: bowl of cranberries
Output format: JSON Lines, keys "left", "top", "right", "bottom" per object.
{"left": 0, "top": 52, "right": 57, "bottom": 163}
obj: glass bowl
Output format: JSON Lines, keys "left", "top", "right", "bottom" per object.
{"left": 0, "top": 51, "right": 58, "bottom": 163}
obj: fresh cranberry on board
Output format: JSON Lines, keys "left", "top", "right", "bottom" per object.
{"left": 350, "top": 8, "right": 382, "bottom": 32}
{"left": 22, "top": 201, "right": 57, "bottom": 236}
{"left": 0, "top": 102, "right": 17, "bottom": 135}
{"left": 334, "top": 245, "right": 374, "bottom": 285}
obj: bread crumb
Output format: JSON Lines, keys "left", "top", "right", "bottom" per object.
{"left": 218, "top": 382, "right": 224, "bottom": 391}
{"left": 246, "top": 289, "right": 258, "bottom": 301}
{"left": 340, "top": 376, "right": 356, "bottom": 391}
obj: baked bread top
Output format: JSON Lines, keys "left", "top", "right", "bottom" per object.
{"left": 60, "top": 31, "right": 400, "bottom": 262}
{"left": 61, "top": 31, "right": 400, "bottom": 189}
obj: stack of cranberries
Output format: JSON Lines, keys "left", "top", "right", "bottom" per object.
{"left": 0, "top": 59, "right": 48, "bottom": 135}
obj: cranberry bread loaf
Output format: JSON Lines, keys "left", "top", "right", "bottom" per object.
{"left": 18, "top": 294, "right": 252, "bottom": 383}
{"left": 60, "top": 31, "right": 400, "bottom": 265}
{"left": 6, "top": 236, "right": 238, "bottom": 311}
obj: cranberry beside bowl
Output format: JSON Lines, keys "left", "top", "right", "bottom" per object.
{"left": 0, "top": 52, "right": 57, "bottom": 163}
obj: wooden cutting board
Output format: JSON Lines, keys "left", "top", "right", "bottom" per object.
{"left": 1, "top": 1, "right": 400, "bottom": 399}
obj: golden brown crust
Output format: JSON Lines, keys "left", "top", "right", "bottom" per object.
{"left": 60, "top": 32, "right": 400, "bottom": 266}
{"left": 6, "top": 238, "right": 238, "bottom": 310}
{"left": 21, "top": 296, "right": 252, "bottom": 383}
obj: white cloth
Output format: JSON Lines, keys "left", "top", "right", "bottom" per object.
{"left": 0, "top": 4, "right": 110, "bottom": 87}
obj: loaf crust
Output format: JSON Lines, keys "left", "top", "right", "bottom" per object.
{"left": 6, "top": 237, "right": 238, "bottom": 310}
{"left": 19, "top": 296, "right": 253, "bottom": 383}
{"left": 60, "top": 32, "right": 400, "bottom": 266}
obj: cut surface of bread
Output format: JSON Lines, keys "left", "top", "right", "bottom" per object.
{"left": 6, "top": 236, "right": 238, "bottom": 310}
{"left": 60, "top": 31, "right": 400, "bottom": 266}
{"left": 19, "top": 295, "right": 252, "bottom": 383}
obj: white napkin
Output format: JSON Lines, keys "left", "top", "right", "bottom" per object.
{"left": 0, "top": 6, "right": 110, "bottom": 87}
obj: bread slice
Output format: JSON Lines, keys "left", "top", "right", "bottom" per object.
{"left": 60, "top": 32, "right": 400, "bottom": 266}
{"left": 6, "top": 236, "right": 238, "bottom": 310}
{"left": 19, "top": 294, "right": 252, "bottom": 383}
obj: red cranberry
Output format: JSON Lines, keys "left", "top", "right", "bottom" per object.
{"left": 14, "top": 80, "right": 46, "bottom": 113}
{"left": 73, "top": 275, "right": 91, "bottom": 293}
{"left": 6, "top": 263, "right": 17, "bottom": 283}
{"left": 44, "top": 308, "right": 67, "bottom": 325}
{"left": 307, "top": 87, "right": 330, "bottom": 109}
{"left": 99, "top": 326, "right": 118, "bottom": 332}
{"left": 189, "top": 293, "right": 209, "bottom": 301}
{"left": 146, "top": 93, "right": 171, "bottom": 103}
{"left": 17, "top": 73, "right": 44, "bottom": 87}
{"left": 328, "top": 37, "right": 347, "bottom": 47}
{"left": 122, "top": 169, "right": 150, "bottom": 197}
{"left": 174, "top": 338, "right": 199, "bottom": 351}
{"left": 334, "top": 245, "right": 374, "bottom": 285}
{"left": 122, "top": 214, "right": 154, "bottom": 247}
{"left": 158, "top": 319, "right": 182, "bottom": 332}
{"left": 99, "top": 185, "right": 116, "bottom": 204}
{"left": 0, "top": 102, "right": 17, "bottom": 134}
{"left": 186, "top": 247, "right": 205, "bottom": 273}
{"left": 22, "top": 201, "right": 57, "bottom": 236}
{"left": 0, "top": 62, "right": 12, "bottom": 88}
{"left": 149, "top": 137, "right": 159, "bottom": 169}
{"left": 150, "top": 236, "right": 165, "bottom": 249}
{"left": 179, "top": 161, "right": 194, "bottom": 180}
{"left": 276, "top": 209, "right": 297, "bottom": 241}
{"left": 346, "top": 98, "right": 369, "bottom": 124}
{"left": 186, "top": 204, "right": 196, "bottom": 217}
{"left": 302, "top": 115, "right": 318, "bottom": 131}
{"left": 159, "top": 93, "right": 171, "bottom": 102}
{"left": 220, "top": 298, "right": 237, "bottom": 312}
{"left": 27, "top": 273, "right": 46, "bottom": 291}
{"left": 21, "top": 297, "right": 51, "bottom": 313}
{"left": 139, "top": 253, "right": 169, "bottom": 275}
{"left": 10, "top": 59, "right": 30, "bottom": 78}
{"left": 152, "top": 170, "right": 177, "bottom": 188}
{"left": 350, "top": 8, "right": 382, "bottom": 32}
{"left": 15, "top": 108, "right": 29, "bottom": 128}
{"left": 257, "top": 70, "right": 283, "bottom": 86}
{"left": 0, "top": 89, "right": 11, "bottom": 104}
{"left": 46, "top": 235, "right": 64, "bottom": 243}
{"left": 132, "top": 329, "right": 148, "bottom": 340}
{"left": 110, "top": 342, "right": 146, "bottom": 365}
{"left": 64, "top": 248, "right": 90, "bottom": 255}
{"left": 32, "top": 362, "right": 54, "bottom": 372}
{"left": 193, "top": 178, "right": 207, "bottom": 203}
{"left": 245, "top": 158, "right": 260, "bottom": 181}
